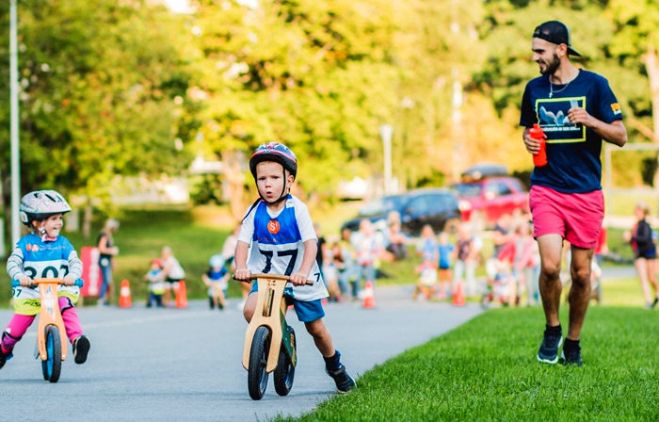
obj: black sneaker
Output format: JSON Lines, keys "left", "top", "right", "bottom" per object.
{"left": 0, "top": 348, "right": 13, "bottom": 370}
{"left": 537, "top": 327, "right": 562, "bottom": 364}
{"left": 327, "top": 364, "right": 356, "bottom": 393}
{"left": 73, "top": 335, "right": 91, "bottom": 364}
{"left": 652, "top": 297, "right": 659, "bottom": 309}
{"left": 560, "top": 345, "right": 583, "bottom": 367}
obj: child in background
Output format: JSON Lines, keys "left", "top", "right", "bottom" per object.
{"left": 352, "top": 219, "right": 379, "bottom": 292}
{"left": 159, "top": 246, "right": 186, "bottom": 307}
{"left": 437, "top": 231, "right": 454, "bottom": 299}
{"left": 1, "top": 190, "right": 90, "bottom": 370}
{"left": 324, "top": 241, "right": 343, "bottom": 302}
{"left": 202, "top": 255, "right": 229, "bottom": 310}
{"left": 145, "top": 258, "right": 164, "bottom": 308}
{"left": 414, "top": 261, "right": 437, "bottom": 300}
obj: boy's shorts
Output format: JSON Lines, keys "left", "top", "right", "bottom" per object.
{"left": 250, "top": 283, "right": 325, "bottom": 323}
{"left": 529, "top": 185, "right": 604, "bottom": 249}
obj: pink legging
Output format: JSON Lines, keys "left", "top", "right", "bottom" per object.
{"left": 1, "top": 297, "right": 82, "bottom": 354}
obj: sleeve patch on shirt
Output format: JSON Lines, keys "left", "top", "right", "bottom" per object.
{"left": 611, "top": 103, "right": 621, "bottom": 115}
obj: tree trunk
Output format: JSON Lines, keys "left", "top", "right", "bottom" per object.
{"left": 645, "top": 47, "right": 659, "bottom": 187}
{"left": 82, "top": 203, "right": 94, "bottom": 240}
{"left": 222, "top": 151, "right": 246, "bottom": 223}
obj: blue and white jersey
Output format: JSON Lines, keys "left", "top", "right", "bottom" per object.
{"left": 6, "top": 233, "right": 83, "bottom": 314}
{"left": 239, "top": 195, "right": 327, "bottom": 301}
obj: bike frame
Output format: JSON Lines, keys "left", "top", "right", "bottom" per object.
{"left": 242, "top": 274, "right": 304, "bottom": 372}
{"left": 35, "top": 278, "right": 68, "bottom": 361}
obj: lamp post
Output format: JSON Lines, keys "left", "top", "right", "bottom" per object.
{"left": 10, "top": 0, "right": 21, "bottom": 248}
{"left": 380, "top": 124, "right": 393, "bottom": 194}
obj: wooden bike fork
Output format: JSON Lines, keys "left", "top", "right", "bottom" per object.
{"left": 36, "top": 280, "right": 68, "bottom": 361}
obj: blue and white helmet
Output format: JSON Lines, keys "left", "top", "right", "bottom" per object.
{"left": 209, "top": 254, "right": 225, "bottom": 268}
{"left": 249, "top": 142, "right": 297, "bottom": 178}
{"left": 19, "top": 190, "right": 71, "bottom": 226}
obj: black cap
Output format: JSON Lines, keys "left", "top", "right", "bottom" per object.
{"left": 532, "top": 20, "right": 581, "bottom": 57}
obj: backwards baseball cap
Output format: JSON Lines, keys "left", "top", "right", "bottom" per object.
{"left": 532, "top": 20, "right": 581, "bottom": 57}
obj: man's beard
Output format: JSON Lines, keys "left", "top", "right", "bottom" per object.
{"left": 539, "top": 53, "right": 561, "bottom": 76}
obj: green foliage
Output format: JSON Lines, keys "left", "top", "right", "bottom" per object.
{"left": 0, "top": 0, "right": 194, "bottom": 205}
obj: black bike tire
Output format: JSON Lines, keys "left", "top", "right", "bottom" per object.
{"left": 247, "top": 326, "right": 270, "bottom": 400}
{"left": 274, "top": 327, "right": 296, "bottom": 396}
{"left": 43, "top": 325, "right": 62, "bottom": 383}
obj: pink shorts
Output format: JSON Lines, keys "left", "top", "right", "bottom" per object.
{"left": 529, "top": 185, "right": 604, "bottom": 249}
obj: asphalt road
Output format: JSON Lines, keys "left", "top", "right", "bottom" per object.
{"left": 0, "top": 287, "right": 482, "bottom": 422}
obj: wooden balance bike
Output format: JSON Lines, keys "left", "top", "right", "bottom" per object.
{"left": 240, "top": 273, "right": 312, "bottom": 400}
{"left": 11, "top": 277, "right": 82, "bottom": 383}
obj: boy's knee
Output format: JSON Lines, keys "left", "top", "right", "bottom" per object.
{"left": 305, "top": 320, "right": 326, "bottom": 337}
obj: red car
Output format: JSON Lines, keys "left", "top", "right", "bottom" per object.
{"left": 453, "top": 176, "right": 529, "bottom": 227}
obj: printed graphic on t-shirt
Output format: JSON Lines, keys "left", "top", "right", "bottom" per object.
{"left": 534, "top": 96, "right": 586, "bottom": 143}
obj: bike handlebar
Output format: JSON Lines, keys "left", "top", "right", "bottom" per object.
{"left": 11, "top": 278, "right": 84, "bottom": 288}
{"left": 232, "top": 273, "right": 314, "bottom": 286}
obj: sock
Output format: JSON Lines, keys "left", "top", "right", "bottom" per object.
{"left": 564, "top": 338, "right": 580, "bottom": 353}
{"left": 546, "top": 324, "right": 562, "bottom": 336}
{"left": 324, "top": 350, "right": 341, "bottom": 372}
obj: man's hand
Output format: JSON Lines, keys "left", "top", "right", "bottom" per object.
{"left": 567, "top": 106, "right": 595, "bottom": 128}
{"left": 290, "top": 272, "right": 309, "bottom": 286}
{"left": 523, "top": 128, "right": 544, "bottom": 155}
{"left": 234, "top": 268, "right": 251, "bottom": 280}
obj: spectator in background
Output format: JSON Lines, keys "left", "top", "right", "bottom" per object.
{"left": 315, "top": 223, "right": 328, "bottom": 284}
{"left": 352, "top": 219, "right": 379, "bottom": 292}
{"left": 338, "top": 228, "right": 358, "bottom": 300}
{"left": 144, "top": 258, "right": 164, "bottom": 308}
{"left": 453, "top": 222, "right": 475, "bottom": 297}
{"left": 97, "top": 218, "right": 119, "bottom": 306}
{"left": 386, "top": 211, "right": 407, "bottom": 261}
{"left": 437, "top": 231, "right": 455, "bottom": 299}
{"left": 515, "top": 220, "right": 540, "bottom": 306}
{"left": 624, "top": 201, "right": 659, "bottom": 309}
{"left": 159, "top": 246, "right": 186, "bottom": 307}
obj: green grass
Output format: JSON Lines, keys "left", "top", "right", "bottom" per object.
{"left": 286, "top": 306, "right": 658, "bottom": 421}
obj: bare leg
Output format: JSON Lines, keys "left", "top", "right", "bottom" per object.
{"left": 242, "top": 292, "right": 257, "bottom": 322}
{"left": 305, "top": 319, "right": 335, "bottom": 357}
{"left": 647, "top": 259, "right": 659, "bottom": 298}
{"left": 537, "top": 235, "right": 564, "bottom": 327}
{"left": 567, "top": 246, "right": 594, "bottom": 340}
{"left": 635, "top": 258, "right": 652, "bottom": 304}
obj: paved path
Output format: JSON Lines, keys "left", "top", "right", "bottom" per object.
{"left": 0, "top": 286, "right": 482, "bottom": 422}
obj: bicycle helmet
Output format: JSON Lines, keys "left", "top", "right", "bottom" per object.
{"left": 209, "top": 254, "right": 225, "bottom": 268}
{"left": 19, "top": 190, "right": 72, "bottom": 226}
{"left": 249, "top": 142, "right": 297, "bottom": 178}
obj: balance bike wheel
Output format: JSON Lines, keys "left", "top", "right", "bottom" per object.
{"left": 41, "top": 325, "right": 62, "bottom": 383}
{"left": 274, "top": 327, "right": 296, "bottom": 396}
{"left": 247, "top": 326, "right": 270, "bottom": 400}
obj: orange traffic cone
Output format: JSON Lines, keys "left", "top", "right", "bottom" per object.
{"left": 175, "top": 280, "right": 188, "bottom": 309}
{"left": 118, "top": 279, "right": 132, "bottom": 308}
{"left": 362, "top": 280, "right": 376, "bottom": 309}
{"left": 452, "top": 281, "right": 465, "bottom": 307}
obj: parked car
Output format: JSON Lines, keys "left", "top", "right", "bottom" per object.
{"left": 341, "top": 188, "right": 461, "bottom": 235}
{"left": 453, "top": 175, "right": 529, "bottom": 228}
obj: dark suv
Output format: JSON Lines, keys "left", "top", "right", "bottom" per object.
{"left": 341, "top": 188, "right": 461, "bottom": 235}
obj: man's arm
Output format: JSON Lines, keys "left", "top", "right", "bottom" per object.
{"left": 568, "top": 108, "right": 627, "bottom": 147}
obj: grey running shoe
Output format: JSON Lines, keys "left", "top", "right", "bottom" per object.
{"left": 73, "top": 335, "right": 91, "bottom": 364}
{"left": 327, "top": 364, "right": 356, "bottom": 393}
{"left": 537, "top": 327, "right": 562, "bottom": 364}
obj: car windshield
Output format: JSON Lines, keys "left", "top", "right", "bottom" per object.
{"left": 453, "top": 183, "right": 482, "bottom": 198}
{"left": 359, "top": 195, "right": 404, "bottom": 216}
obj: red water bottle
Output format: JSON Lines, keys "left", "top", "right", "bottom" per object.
{"left": 530, "top": 123, "right": 547, "bottom": 167}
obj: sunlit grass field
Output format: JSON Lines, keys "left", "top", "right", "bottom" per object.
{"left": 284, "top": 306, "right": 658, "bottom": 421}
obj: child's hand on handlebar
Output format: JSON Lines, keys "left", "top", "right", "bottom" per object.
{"left": 234, "top": 268, "right": 251, "bottom": 280}
{"left": 290, "top": 272, "right": 309, "bottom": 286}
{"left": 62, "top": 276, "right": 77, "bottom": 286}
{"left": 19, "top": 276, "right": 33, "bottom": 287}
